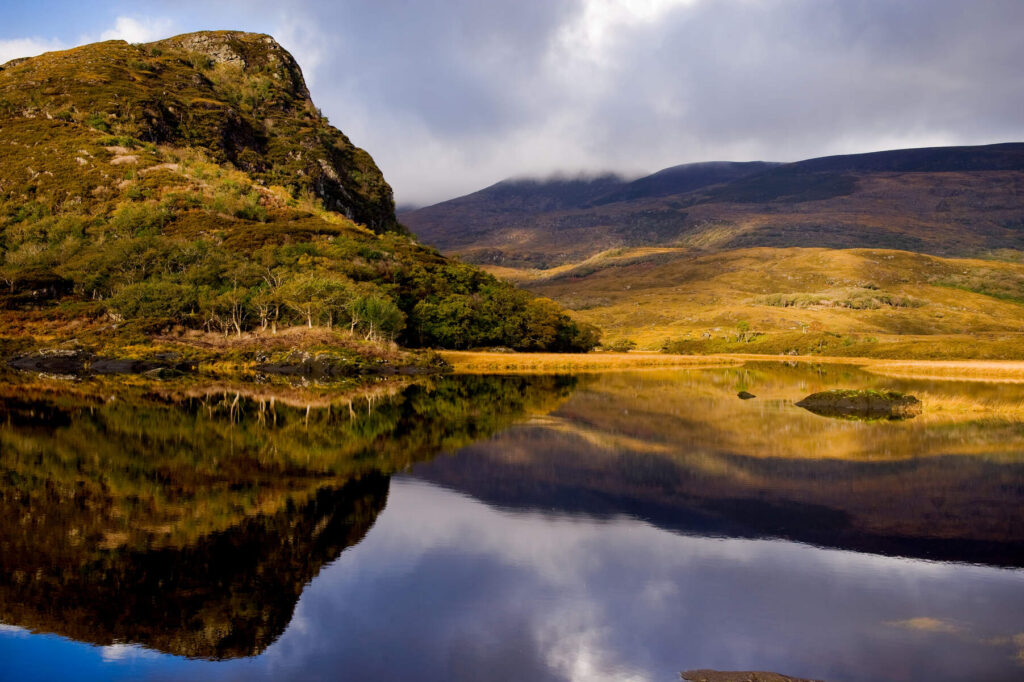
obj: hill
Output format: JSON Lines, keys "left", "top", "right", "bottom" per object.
{"left": 503, "top": 246, "right": 1024, "bottom": 357}
{"left": 400, "top": 144, "right": 1024, "bottom": 357}
{"left": 400, "top": 143, "right": 1024, "bottom": 267}
{"left": 0, "top": 31, "right": 598, "bottom": 371}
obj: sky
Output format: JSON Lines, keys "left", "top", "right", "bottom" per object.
{"left": 2, "top": 0, "right": 1023, "bottom": 206}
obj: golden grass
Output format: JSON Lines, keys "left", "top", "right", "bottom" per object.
{"left": 492, "top": 246, "right": 1024, "bottom": 358}
{"left": 439, "top": 350, "right": 741, "bottom": 373}
{"left": 864, "top": 360, "right": 1024, "bottom": 383}
{"left": 444, "top": 349, "right": 1024, "bottom": 386}
{"left": 545, "top": 366, "right": 1024, "bottom": 462}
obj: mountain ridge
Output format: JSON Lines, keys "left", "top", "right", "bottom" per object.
{"left": 400, "top": 142, "right": 1024, "bottom": 267}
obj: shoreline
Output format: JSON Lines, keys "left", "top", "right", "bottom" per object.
{"left": 441, "top": 350, "right": 1024, "bottom": 382}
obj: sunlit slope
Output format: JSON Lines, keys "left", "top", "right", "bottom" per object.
{"left": 494, "top": 246, "right": 1024, "bottom": 356}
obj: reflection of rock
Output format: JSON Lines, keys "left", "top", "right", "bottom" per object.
{"left": 8, "top": 349, "right": 196, "bottom": 376}
{"left": 0, "top": 374, "right": 576, "bottom": 658}
{"left": 737, "top": 391, "right": 756, "bottom": 400}
{"left": 682, "top": 670, "right": 825, "bottom": 682}
{"left": 0, "top": 475, "right": 390, "bottom": 659}
{"left": 795, "top": 389, "right": 921, "bottom": 420}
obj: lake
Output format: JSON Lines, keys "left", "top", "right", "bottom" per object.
{"left": 1, "top": 362, "right": 1023, "bottom": 681}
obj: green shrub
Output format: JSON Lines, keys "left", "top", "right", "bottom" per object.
{"left": 605, "top": 338, "right": 637, "bottom": 352}
{"left": 109, "top": 280, "right": 197, "bottom": 321}
{"left": 85, "top": 113, "right": 110, "bottom": 132}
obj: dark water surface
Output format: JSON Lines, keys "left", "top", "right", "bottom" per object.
{"left": 1, "top": 363, "right": 1023, "bottom": 681}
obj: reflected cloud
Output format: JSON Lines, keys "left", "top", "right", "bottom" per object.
{"left": 100, "top": 643, "right": 164, "bottom": 663}
{"left": 253, "top": 479, "right": 1024, "bottom": 682}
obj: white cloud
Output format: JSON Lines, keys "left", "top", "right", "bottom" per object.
{"left": 98, "top": 16, "right": 176, "bottom": 44}
{"left": 0, "top": 37, "right": 67, "bottom": 64}
{"left": 271, "top": 16, "right": 328, "bottom": 88}
{"left": 563, "top": 0, "right": 697, "bottom": 58}
{"left": 0, "top": 16, "right": 177, "bottom": 68}
{"left": 99, "top": 642, "right": 162, "bottom": 662}
{"left": 0, "top": 622, "right": 29, "bottom": 637}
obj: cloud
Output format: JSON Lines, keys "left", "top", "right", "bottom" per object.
{"left": 5, "top": 1, "right": 1023, "bottom": 205}
{"left": 0, "top": 16, "right": 176, "bottom": 66}
{"left": 0, "top": 37, "right": 67, "bottom": 64}
{"left": 217, "top": 0, "right": 1023, "bottom": 206}
{"left": 98, "top": 16, "right": 176, "bottom": 44}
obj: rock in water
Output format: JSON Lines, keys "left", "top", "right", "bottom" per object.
{"left": 795, "top": 389, "right": 921, "bottom": 420}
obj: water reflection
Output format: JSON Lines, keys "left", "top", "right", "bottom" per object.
{"left": 1, "top": 363, "right": 1023, "bottom": 680}
{"left": 0, "top": 375, "right": 575, "bottom": 659}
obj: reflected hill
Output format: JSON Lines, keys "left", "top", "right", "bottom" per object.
{"left": 0, "top": 374, "right": 575, "bottom": 659}
{"left": 412, "top": 364, "right": 1024, "bottom": 567}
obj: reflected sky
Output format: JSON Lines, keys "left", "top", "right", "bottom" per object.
{"left": 3, "top": 365, "right": 1024, "bottom": 681}
{"left": 3, "top": 478, "right": 1023, "bottom": 682}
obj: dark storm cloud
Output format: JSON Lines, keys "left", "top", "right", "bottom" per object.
{"left": 124, "top": 1, "right": 1024, "bottom": 202}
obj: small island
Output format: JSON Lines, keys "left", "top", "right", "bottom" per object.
{"left": 795, "top": 389, "right": 922, "bottom": 420}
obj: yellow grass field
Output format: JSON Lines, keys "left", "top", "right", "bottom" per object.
{"left": 485, "top": 246, "right": 1024, "bottom": 359}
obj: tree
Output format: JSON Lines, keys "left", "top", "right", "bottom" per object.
{"left": 353, "top": 294, "right": 405, "bottom": 341}
{"left": 280, "top": 274, "right": 325, "bottom": 328}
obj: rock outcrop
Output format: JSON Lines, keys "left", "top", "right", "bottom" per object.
{"left": 795, "top": 389, "right": 922, "bottom": 420}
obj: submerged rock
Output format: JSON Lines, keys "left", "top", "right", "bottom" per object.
{"left": 682, "top": 670, "right": 825, "bottom": 682}
{"left": 795, "top": 389, "right": 921, "bottom": 420}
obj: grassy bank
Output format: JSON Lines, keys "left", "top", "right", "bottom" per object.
{"left": 442, "top": 350, "right": 1024, "bottom": 384}
{"left": 439, "top": 351, "right": 741, "bottom": 373}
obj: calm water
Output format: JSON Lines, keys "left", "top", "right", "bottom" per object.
{"left": 1, "top": 363, "right": 1023, "bottom": 681}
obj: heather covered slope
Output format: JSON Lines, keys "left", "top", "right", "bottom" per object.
{"left": 0, "top": 31, "right": 599, "bottom": 362}
{"left": 401, "top": 144, "right": 1024, "bottom": 267}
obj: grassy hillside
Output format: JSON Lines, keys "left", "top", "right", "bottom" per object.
{"left": 401, "top": 144, "right": 1024, "bottom": 267}
{"left": 493, "top": 246, "right": 1024, "bottom": 358}
{"left": 400, "top": 142, "right": 1024, "bottom": 359}
{"left": 0, "top": 31, "right": 598, "bottom": 367}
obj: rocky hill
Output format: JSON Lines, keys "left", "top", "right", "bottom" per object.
{"left": 0, "top": 31, "right": 599, "bottom": 367}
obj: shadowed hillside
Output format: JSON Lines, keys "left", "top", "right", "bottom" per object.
{"left": 401, "top": 143, "right": 1024, "bottom": 268}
